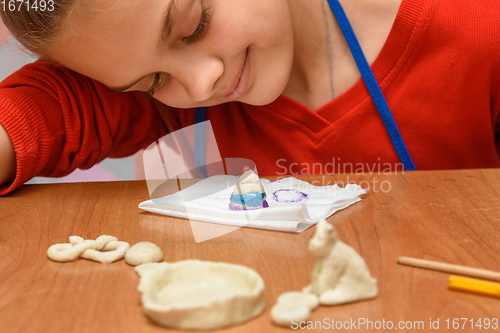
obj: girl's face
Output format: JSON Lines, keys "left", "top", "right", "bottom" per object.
{"left": 52, "top": 0, "right": 295, "bottom": 108}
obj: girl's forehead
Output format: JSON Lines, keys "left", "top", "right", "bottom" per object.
{"left": 52, "top": 1, "right": 167, "bottom": 84}
{"left": 62, "top": 0, "right": 163, "bottom": 42}
{"left": 71, "top": 0, "right": 195, "bottom": 36}
{"left": 67, "top": 0, "right": 159, "bottom": 30}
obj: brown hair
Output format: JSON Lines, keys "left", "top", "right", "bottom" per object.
{"left": 0, "top": 0, "right": 77, "bottom": 57}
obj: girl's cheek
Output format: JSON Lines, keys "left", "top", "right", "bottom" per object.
{"left": 155, "top": 86, "right": 192, "bottom": 108}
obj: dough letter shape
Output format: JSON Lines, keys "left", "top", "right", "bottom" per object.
{"left": 47, "top": 235, "right": 129, "bottom": 264}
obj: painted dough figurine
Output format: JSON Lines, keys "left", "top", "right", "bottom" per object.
{"left": 229, "top": 167, "right": 269, "bottom": 211}
{"left": 302, "top": 219, "right": 378, "bottom": 305}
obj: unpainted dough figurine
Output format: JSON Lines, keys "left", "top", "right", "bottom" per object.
{"left": 271, "top": 291, "right": 319, "bottom": 326}
{"left": 303, "top": 219, "right": 378, "bottom": 305}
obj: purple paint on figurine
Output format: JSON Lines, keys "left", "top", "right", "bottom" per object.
{"left": 272, "top": 189, "right": 308, "bottom": 203}
{"left": 228, "top": 202, "right": 269, "bottom": 211}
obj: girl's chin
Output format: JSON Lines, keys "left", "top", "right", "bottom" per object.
{"left": 156, "top": 85, "right": 284, "bottom": 108}
{"left": 240, "top": 86, "right": 285, "bottom": 106}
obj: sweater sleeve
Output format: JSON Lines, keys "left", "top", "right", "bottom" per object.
{"left": 493, "top": 56, "right": 500, "bottom": 154}
{"left": 495, "top": 75, "right": 500, "bottom": 160}
{"left": 0, "top": 59, "right": 167, "bottom": 195}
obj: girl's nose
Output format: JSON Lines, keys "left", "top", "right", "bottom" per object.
{"left": 171, "top": 55, "right": 223, "bottom": 102}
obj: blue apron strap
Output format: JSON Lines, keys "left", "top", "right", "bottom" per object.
{"left": 327, "top": 0, "right": 417, "bottom": 171}
{"left": 194, "top": 107, "right": 208, "bottom": 177}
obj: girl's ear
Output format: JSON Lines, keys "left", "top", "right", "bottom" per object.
{"left": 0, "top": 20, "right": 10, "bottom": 48}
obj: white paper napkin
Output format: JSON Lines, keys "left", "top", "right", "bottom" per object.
{"left": 139, "top": 176, "right": 365, "bottom": 233}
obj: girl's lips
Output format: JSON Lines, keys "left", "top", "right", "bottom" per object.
{"left": 223, "top": 49, "right": 251, "bottom": 100}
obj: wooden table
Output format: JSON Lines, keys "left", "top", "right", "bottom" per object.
{"left": 1, "top": 169, "right": 500, "bottom": 332}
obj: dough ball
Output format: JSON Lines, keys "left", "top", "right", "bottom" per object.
{"left": 271, "top": 303, "right": 311, "bottom": 327}
{"left": 125, "top": 242, "right": 163, "bottom": 266}
{"left": 277, "top": 291, "right": 319, "bottom": 310}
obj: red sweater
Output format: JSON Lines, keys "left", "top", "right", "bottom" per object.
{"left": 1, "top": 0, "right": 500, "bottom": 195}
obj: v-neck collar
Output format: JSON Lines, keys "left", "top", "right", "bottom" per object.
{"left": 261, "top": 0, "right": 427, "bottom": 133}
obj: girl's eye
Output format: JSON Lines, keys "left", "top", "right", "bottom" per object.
{"left": 144, "top": 72, "right": 163, "bottom": 99}
{"left": 182, "top": 6, "right": 211, "bottom": 44}
{"left": 142, "top": 5, "right": 212, "bottom": 98}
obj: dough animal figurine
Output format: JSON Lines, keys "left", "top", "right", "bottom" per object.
{"left": 303, "top": 219, "right": 378, "bottom": 305}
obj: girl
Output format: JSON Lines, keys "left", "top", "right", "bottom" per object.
{"left": 0, "top": 0, "right": 499, "bottom": 195}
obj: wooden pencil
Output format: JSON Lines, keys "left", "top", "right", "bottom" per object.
{"left": 397, "top": 256, "right": 500, "bottom": 282}
{"left": 448, "top": 275, "right": 500, "bottom": 298}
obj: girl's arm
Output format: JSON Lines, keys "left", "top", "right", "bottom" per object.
{"left": 0, "top": 59, "right": 168, "bottom": 195}
{"left": 0, "top": 124, "right": 15, "bottom": 185}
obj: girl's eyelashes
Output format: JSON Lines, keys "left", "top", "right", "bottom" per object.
{"left": 182, "top": 5, "right": 212, "bottom": 44}
{"left": 143, "top": 4, "right": 212, "bottom": 98}
{"left": 144, "top": 72, "right": 162, "bottom": 99}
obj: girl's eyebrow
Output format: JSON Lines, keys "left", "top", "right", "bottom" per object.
{"left": 108, "top": 0, "right": 179, "bottom": 92}
{"left": 156, "top": 0, "right": 179, "bottom": 51}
